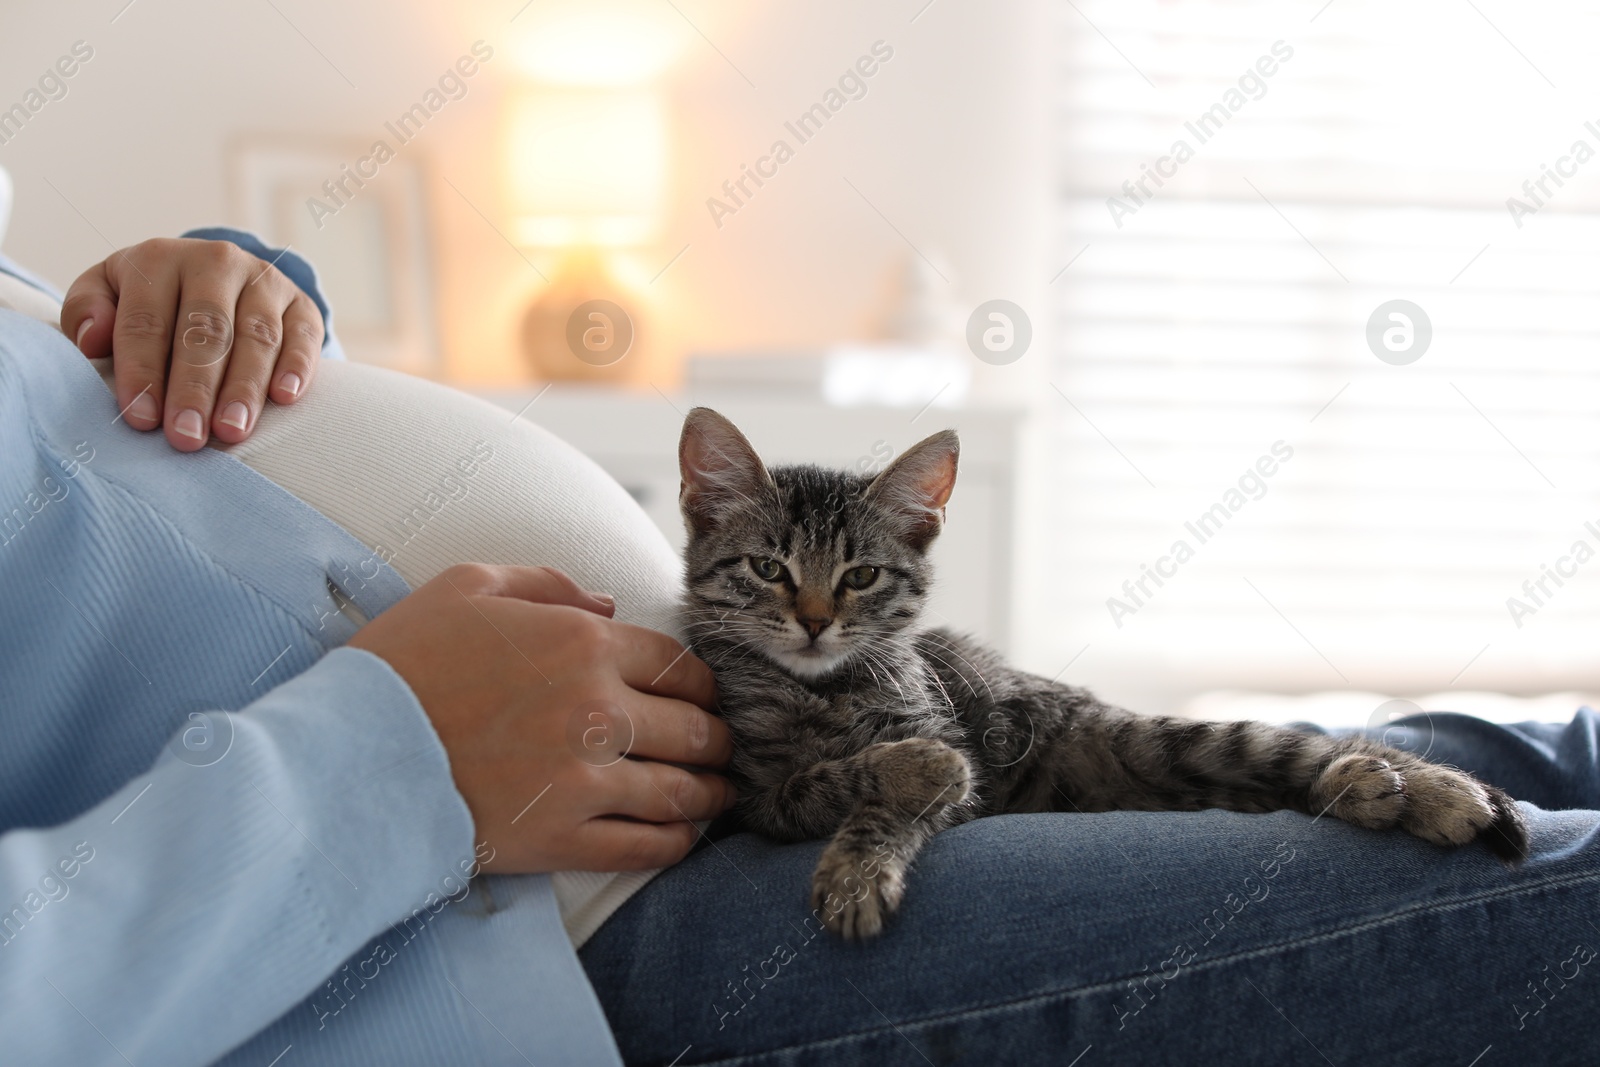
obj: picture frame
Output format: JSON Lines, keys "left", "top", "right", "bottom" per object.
{"left": 228, "top": 138, "right": 441, "bottom": 376}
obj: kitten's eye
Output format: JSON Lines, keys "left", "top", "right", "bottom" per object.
{"left": 841, "top": 566, "right": 879, "bottom": 590}
{"left": 749, "top": 556, "right": 785, "bottom": 581}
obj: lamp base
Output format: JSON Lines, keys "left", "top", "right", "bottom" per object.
{"left": 521, "top": 250, "right": 645, "bottom": 384}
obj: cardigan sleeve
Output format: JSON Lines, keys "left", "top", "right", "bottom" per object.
{"left": 0, "top": 647, "right": 476, "bottom": 1066}
{"left": 0, "top": 296, "right": 477, "bottom": 1062}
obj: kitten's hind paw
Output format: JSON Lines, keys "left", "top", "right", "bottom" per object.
{"left": 1311, "top": 753, "right": 1407, "bottom": 830}
{"left": 1401, "top": 764, "right": 1529, "bottom": 864}
{"left": 1481, "top": 785, "right": 1531, "bottom": 865}
{"left": 1315, "top": 751, "right": 1531, "bottom": 865}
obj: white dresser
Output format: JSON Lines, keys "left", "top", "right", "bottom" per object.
{"left": 471, "top": 385, "right": 1027, "bottom": 655}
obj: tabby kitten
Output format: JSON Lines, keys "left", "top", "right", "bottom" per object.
{"left": 677, "top": 407, "right": 1527, "bottom": 939}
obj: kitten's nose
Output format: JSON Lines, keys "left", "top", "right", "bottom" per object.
{"left": 799, "top": 615, "right": 832, "bottom": 638}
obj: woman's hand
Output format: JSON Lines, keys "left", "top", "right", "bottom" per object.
{"left": 60, "top": 238, "right": 324, "bottom": 451}
{"left": 349, "top": 564, "right": 737, "bottom": 875}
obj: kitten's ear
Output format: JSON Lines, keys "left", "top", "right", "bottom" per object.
{"left": 679, "top": 407, "right": 774, "bottom": 535}
{"left": 866, "top": 429, "right": 959, "bottom": 550}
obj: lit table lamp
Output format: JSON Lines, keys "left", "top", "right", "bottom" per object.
{"left": 504, "top": 87, "right": 667, "bottom": 382}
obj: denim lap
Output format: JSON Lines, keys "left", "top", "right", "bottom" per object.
{"left": 579, "top": 710, "right": 1600, "bottom": 1066}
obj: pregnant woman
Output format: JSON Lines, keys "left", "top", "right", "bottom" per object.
{"left": 1, "top": 231, "right": 1596, "bottom": 1067}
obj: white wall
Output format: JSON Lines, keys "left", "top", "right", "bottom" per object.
{"left": 0, "top": 0, "right": 1051, "bottom": 398}
{"left": 1, "top": 0, "right": 1069, "bottom": 679}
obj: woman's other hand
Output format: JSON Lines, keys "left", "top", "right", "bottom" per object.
{"left": 349, "top": 564, "right": 737, "bottom": 875}
{"left": 61, "top": 237, "right": 323, "bottom": 451}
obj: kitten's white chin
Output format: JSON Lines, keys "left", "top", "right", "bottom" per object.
{"left": 772, "top": 646, "right": 848, "bottom": 678}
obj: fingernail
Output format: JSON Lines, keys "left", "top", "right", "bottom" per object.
{"left": 278, "top": 372, "right": 302, "bottom": 398}
{"left": 174, "top": 409, "right": 205, "bottom": 441}
{"left": 128, "top": 392, "right": 159, "bottom": 425}
{"left": 219, "top": 401, "right": 250, "bottom": 430}
{"left": 592, "top": 592, "right": 615, "bottom": 608}
{"left": 75, "top": 317, "right": 94, "bottom": 349}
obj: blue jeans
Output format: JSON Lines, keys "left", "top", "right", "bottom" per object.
{"left": 579, "top": 710, "right": 1600, "bottom": 1066}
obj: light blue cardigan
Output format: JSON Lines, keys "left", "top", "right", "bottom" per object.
{"left": 0, "top": 235, "right": 624, "bottom": 1066}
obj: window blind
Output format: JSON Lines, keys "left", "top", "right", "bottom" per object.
{"left": 1046, "top": 0, "right": 1600, "bottom": 707}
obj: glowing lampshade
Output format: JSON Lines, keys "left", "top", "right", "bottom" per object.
{"left": 503, "top": 89, "right": 667, "bottom": 248}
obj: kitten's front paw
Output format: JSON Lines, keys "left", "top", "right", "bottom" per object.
{"left": 810, "top": 844, "right": 906, "bottom": 940}
{"left": 864, "top": 737, "right": 972, "bottom": 812}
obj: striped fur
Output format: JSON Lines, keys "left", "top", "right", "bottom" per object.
{"left": 677, "top": 408, "right": 1529, "bottom": 939}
